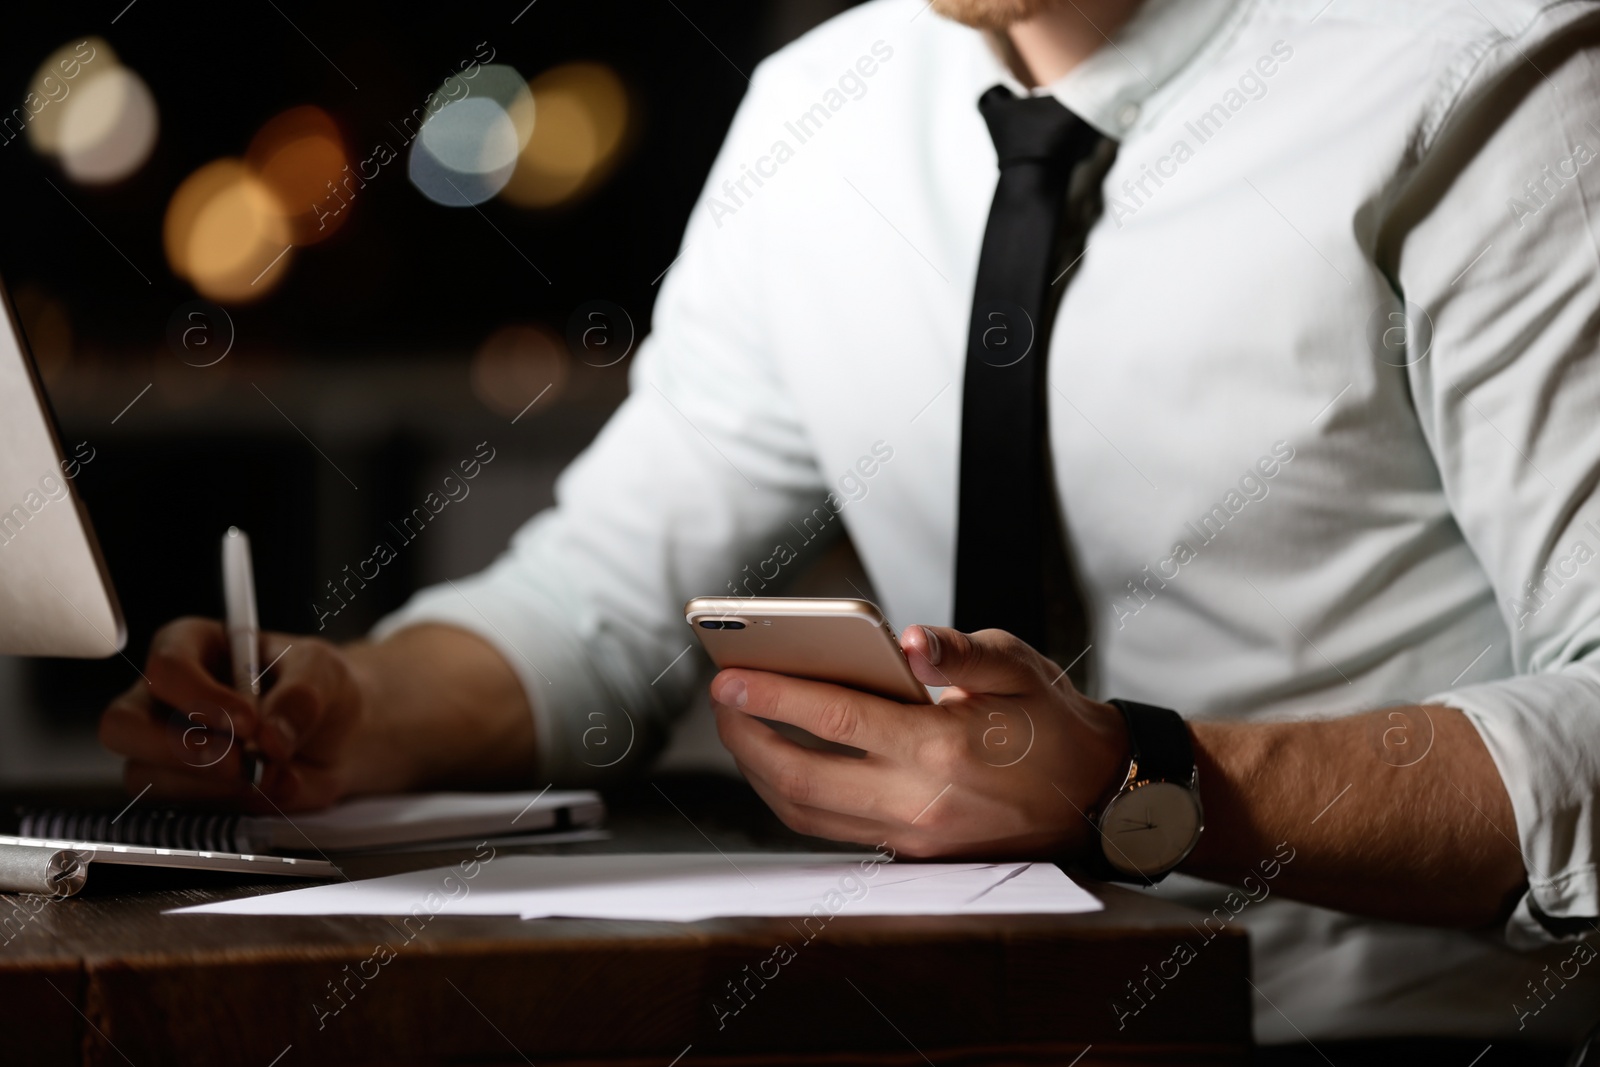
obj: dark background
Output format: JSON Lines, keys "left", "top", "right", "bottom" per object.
{"left": 0, "top": 0, "right": 859, "bottom": 770}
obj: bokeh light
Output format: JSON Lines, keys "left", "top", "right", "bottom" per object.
{"left": 25, "top": 39, "right": 116, "bottom": 155}
{"left": 25, "top": 38, "right": 158, "bottom": 185}
{"left": 59, "top": 68, "right": 158, "bottom": 184}
{"left": 409, "top": 65, "right": 535, "bottom": 207}
{"left": 500, "top": 63, "right": 629, "bottom": 209}
{"left": 164, "top": 160, "right": 294, "bottom": 304}
{"left": 246, "top": 106, "right": 349, "bottom": 245}
{"left": 471, "top": 325, "right": 570, "bottom": 418}
{"left": 163, "top": 106, "right": 350, "bottom": 302}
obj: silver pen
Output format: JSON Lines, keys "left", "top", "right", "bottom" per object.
{"left": 222, "top": 527, "right": 265, "bottom": 785}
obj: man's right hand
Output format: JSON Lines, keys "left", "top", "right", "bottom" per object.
{"left": 96, "top": 618, "right": 538, "bottom": 813}
{"left": 97, "top": 618, "right": 382, "bottom": 812}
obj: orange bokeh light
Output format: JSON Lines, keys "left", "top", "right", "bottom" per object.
{"left": 471, "top": 325, "right": 570, "bottom": 418}
{"left": 163, "top": 106, "right": 350, "bottom": 303}
{"left": 163, "top": 159, "right": 293, "bottom": 304}
{"left": 247, "top": 106, "right": 348, "bottom": 245}
{"left": 499, "top": 63, "right": 629, "bottom": 209}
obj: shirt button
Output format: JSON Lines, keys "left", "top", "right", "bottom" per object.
{"left": 1117, "top": 102, "right": 1141, "bottom": 129}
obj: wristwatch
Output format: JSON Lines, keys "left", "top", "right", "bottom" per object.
{"left": 1082, "top": 699, "right": 1203, "bottom": 883}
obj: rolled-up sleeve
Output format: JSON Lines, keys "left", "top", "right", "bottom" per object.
{"left": 1397, "top": 12, "right": 1600, "bottom": 946}
{"left": 374, "top": 63, "right": 829, "bottom": 784}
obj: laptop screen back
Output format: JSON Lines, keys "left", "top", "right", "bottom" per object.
{"left": 0, "top": 283, "right": 124, "bottom": 657}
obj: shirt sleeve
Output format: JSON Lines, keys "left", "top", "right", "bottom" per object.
{"left": 1395, "top": 14, "right": 1600, "bottom": 947}
{"left": 372, "top": 63, "right": 831, "bottom": 784}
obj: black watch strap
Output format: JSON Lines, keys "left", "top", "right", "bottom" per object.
{"left": 1073, "top": 699, "right": 1196, "bottom": 885}
{"left": 1110, "top": 698, "right": 1195, "bottom": 789}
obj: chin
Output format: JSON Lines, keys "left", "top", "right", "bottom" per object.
{"left": 930, "top": 0, "right": 1057, "bottom": 30}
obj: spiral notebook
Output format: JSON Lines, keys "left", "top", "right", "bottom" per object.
{"left": 6, "top": 790, "right": 604, "bottom": 856}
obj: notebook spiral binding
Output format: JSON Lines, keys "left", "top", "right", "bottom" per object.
{"left": 17, "top": 808, "right": 246, "bottom": 853}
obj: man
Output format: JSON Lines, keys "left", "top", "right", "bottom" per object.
{"left": 99, "top": 0, "right": 1600, "bottom": 1054}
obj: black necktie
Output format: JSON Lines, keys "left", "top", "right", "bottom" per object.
{"left": 954, "top": 86, "right": 1104, "bottom": 652}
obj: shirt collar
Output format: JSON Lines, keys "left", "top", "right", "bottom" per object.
{"left": 978, "top": 0, "right": 1239, "bottom": 140}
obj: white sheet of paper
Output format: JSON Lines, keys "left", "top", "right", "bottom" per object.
{"left": 167, "top": 853, "right": 1103, "bottom": 921}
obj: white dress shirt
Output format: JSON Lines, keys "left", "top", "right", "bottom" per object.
{"left": 378, "top": 0, "right": 1600, "bottom": 1042}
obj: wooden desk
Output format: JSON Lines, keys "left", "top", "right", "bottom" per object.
{"left": 0, "top": 776, "right": 1250, "bottom": 1066}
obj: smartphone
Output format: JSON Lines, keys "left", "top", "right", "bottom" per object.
{"left": 686, "top": 596, "right": 930, "bottom": 756}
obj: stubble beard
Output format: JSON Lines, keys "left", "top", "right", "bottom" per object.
{"left": 928, "top": 0, "right": 1057, "bottom": 31}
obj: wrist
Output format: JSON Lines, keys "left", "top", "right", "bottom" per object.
{"left": 340, "top": 638, "right": 425, "bottom": 796}
{"left": 1048, "top": 698, "right": 1129, "bottom": 854}
{"left": 350, "top": 623, "right": 539, "bottom": 792}
{"left": 1179, "top": 719, "right": 1275, "bottom": 875}
{"left": 1086, "top": 698, "right": 1132, "bottom": 805}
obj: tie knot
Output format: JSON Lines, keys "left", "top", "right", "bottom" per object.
{"left": 978, "top": 86, "right": 1096, "bottom": 168}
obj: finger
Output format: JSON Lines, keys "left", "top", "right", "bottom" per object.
{"left": 96, "top": 689, "right": 150, "bottom": 759}
{"left": 782, "top": 802, "right": 890, "bottom": 846}
{"left": 98, "top": 697, "right": 248, "bottom": 778}
{"left": 730, "top": 755, "right": 891, "bottom": 847}
{"left": 251, "top": 764, "right": 344, "bottom": 814}
{"left": 715, "top": 705, "right": 903, "bottom": 822}
{"left": 900, "top": 626, "right": 1047, "bottom": 695}
{"left": 145, "top": 617, "right": 258, "bottom": 736}
{"left": 99, "top": 680, "right": 246, "bottom": 769}
{"left": 108, "top": 679, "right": 238, "bottom": 736}
{"left": 752, "top": 791, "right": 891, "bottom": 847}
{"left": 256, "top": 639, "right": 341, "bottom": 761}
{"left": 899, "top": 624, "right": 957, "bottom": 689}
{"left": 710, "top": 669, "right": 930, "bottom": 754}
{"left": 124, "top": 760, "right": 252, "bottom": 805}
{"left": 256, "top": 631, "right": 297, "bottom": 689}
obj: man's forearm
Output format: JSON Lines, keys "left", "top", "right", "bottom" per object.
{"left": 345, "top": 624, "right": 539, "bottom": 794}
{"left": 1182, "top": 706, "right": 1526, "bottom": 928}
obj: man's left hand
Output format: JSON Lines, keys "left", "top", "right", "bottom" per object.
{"left": 712, "top": 625, "right": 1129, "bottom": 859}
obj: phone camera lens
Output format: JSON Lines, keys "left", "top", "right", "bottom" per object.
{"left": 699, "top": 620, "right": 724, "bottom": 629}
{"left": 722, "top": 621, "right": 746, "bottom": 630}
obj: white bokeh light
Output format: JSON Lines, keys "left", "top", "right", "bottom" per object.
{"left": 421, "top": 97, "right": 521, "bottom": 174}
{"left": 408, "top": 65, "right": 534, "bottom": 207}
{"left": 22, "top": 39, "right": 158, "bottom": 186}
{"left": 58, "top": 67, "right": 158, "bottom": 184}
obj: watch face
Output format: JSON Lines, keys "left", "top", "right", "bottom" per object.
{"left": 1100, "top": 781, "right": 1202, "bottom": 876}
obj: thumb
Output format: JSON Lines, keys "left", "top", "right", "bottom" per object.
{"left": 900, "top": 625, "right": 1046, "bottom": 695}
